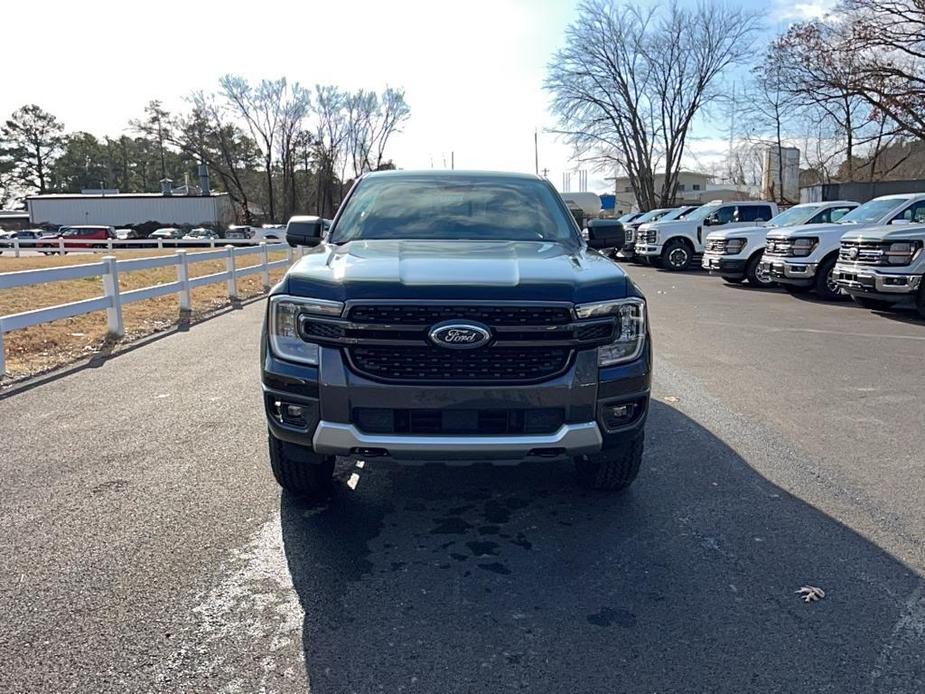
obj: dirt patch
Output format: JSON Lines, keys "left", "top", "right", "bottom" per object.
{"left": 0, "top": 249, "right": 292, "bottom": 384}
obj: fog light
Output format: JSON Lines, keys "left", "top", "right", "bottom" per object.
{"left": 884, "top": 276, "right": 908, "bottom": 286}
{"left": 274, "top": 400, "right": 308, "bottom": 428}
{"left": 601, "top": 402, "right": 637, "bottom": 431}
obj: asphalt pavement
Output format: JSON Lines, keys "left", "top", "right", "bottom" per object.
{"left": 1, "top": 265, "right": 923, "bottom": 693}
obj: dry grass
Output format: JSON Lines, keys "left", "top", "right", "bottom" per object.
{"left": 0, "top": 248, "right": 291, "bottom": 383}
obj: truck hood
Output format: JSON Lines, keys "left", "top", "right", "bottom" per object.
{"left": 280, "top": 239, "right": 630, "bottom": 303}
{"left": 765, "top": 221, "right": 858, "bottom": 240}
{"left": 646, "top": 219, "right": 695, "bottom": 233}
{"left": 839, "top": 223, "right": 925, "bottom": 242}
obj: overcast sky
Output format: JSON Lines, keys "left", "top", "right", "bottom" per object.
{"left": 2, "top": 0, "right": 833, "bottom": 194}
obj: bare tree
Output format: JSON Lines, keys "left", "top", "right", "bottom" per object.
{"left": 344, "top": 88, "right": 411, "bottom": 179}
{"left": 220, "top": 75, "right": 287, "bottom": 221}
{"left": 546, "top": 0, "right": 760, "bottom": 210}
{"left": 313, "top": 85, "right": 349, "bottom": 217}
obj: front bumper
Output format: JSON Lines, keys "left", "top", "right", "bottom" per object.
{"left": 634, "top": 242, "right": 661, "bottom": 258}
{"left": 759, "top": 258, "right": 817, "bottom": 286}
{"left": 702, "top": 253, "right": 746, "bottom": 276}
{"left": 263, "top": 342, "right": 651, "bottom": 463}
{"left": 833, "top": 263, "right": 922, "bottom": 297}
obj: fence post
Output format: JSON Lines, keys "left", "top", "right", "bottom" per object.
{"left": 0, "top": 323, "right": 6, "bottom": 376}
{"left": 260, "top": 242, "right": 270, "bottom": 290}
{"left": 225, "top": 244, "right": 238, "bottom": 300}
{"left": 107, "top": 238, "right": 113, "bottom": 251}
{"left": 287, "top": 244, "right": 293, "bottom": 263}
{"left": 210, "top": 238, "right": 216, "bottom": 248}
{"left": 58, "top": 237, "right": 64, "bottom": 254}
{"left": 176, "top": 250, "right": 192, "bottom": 313}
{"left": 13, "top": 237, "right": 20, "bottom": 258}
{"left": 101, "top": 255, "right": 124, "bottom": 338}
{"left": 157, "top": 238, "right": 163, "bottom": 250}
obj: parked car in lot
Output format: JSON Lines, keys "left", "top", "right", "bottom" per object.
{"left": 635, "top": 200, "right": 778, "bottom": 271}
{"left": 0, "top": 229, "right": 45, "bottom": 253}
{"left": 36, "top": 225, "right": 116, "bottom": 254}
{"left": 263, "top": 171, "right": 650, "bottom": 496}
{"left": 760, "top": 193, "right": 925, "bottom": 300}
{"left": 833, "top": 222, "right": 925, "bottom": 316}
{"left": 702, "top": 201, "right": 859, "bottom": 287}
{"left": 150, "top": 227, "right": 184, "bottom": 241}
{"left": 619, "top": 205, "right": 699, "bottom": 261}
{"left": 182, "top": 227, "right": 219, "bottom": 242}
{"left": 114, "top": 228, "right": 138, "bottom": 240}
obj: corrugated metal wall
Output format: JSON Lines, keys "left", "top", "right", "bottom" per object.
{"left": 27, "top": 195, "right": 235, "bottom": 227}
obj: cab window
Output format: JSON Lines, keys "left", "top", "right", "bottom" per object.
{"left": 710, "top": 206, "right": 736, "bottom": 225}
{"left": 737, "top": 205, "right": 772, "bottom": 223}
{"left": 893, "top": 200, "right": 925, "bottom": 223}
{"left": 810, "top": 206, "right": 853, "bottom": 224}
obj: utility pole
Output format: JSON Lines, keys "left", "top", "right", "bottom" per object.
{"left": 451, "top": 151, "right": 455, "bottom": 170}
{"left": 534, "top": 129, "right": 539, "bottom": 175}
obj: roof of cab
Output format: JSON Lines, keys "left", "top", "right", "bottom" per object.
{"left": 362, "top": 169, "right": 544, "bottom": 181}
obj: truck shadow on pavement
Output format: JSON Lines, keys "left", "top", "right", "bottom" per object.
{"left": 280, "top": 401, "right": 925, "bottom": 694}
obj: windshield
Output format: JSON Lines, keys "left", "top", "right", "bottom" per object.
{"left": 633, "top": 208, "right": 671, "bottom": 224}
{"left": 330, "top": 175, "right": 579, "bottom": 244}
{"left": 660, "top": 207, "right": 690, "bottom": 221}
{"left": 767, "top": 205, "right": 818, "bottom": 227}
{"left": 684, "top": 203, "right": 722, "bottom": 222}
{"left": 838, "top": 198, "right": 905, "bottom": 224}
{"left": 616, "top": 212, "right": 640, "bottom": 223}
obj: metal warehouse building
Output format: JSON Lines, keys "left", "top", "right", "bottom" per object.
{"left": 26, "top": 191, "right": 236, "bottom": 228}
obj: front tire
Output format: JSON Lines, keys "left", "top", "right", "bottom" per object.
{"left": 722, "top": 276, "right": 744, "bottom": 284}
{"left": 745, "top": 254, "right": 775, "bottom": 287}
{"left": 574, "top": 432, "right": 644, "bottom": 491}
{"left": 660, "top": 238, "right": 693, "bottom": 271}
{"left": 814, "top": 256, "right": 848, "bottom": 301}
{"left": 268, "top": 432, "right": 335, "bottom": 497}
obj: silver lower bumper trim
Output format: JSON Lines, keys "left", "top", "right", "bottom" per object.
{"left": 312, "top": 421, "right": 603, "bottom": 461}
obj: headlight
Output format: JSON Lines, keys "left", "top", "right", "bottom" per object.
{"left": 576, "top": 298, "right": 646, "bottom": 366}
{"left": 886, "top": 241, "right": 922, "bottom": 265}
{"left": 268, "top": 295, "right": 344, "bottom": 365}
{"left": 791, "top": 237, "right": 817, "bottom": 257}
{"left": 725, "top": 238, "right": 746, "bottom": 255}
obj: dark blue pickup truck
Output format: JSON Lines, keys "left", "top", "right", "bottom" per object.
{"left": 261, "top": 171, "right": 650, "bottom": 495}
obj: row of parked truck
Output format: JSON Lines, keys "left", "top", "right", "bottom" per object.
{"left": 610, "top": 194, "right": 925, "bottom": 318}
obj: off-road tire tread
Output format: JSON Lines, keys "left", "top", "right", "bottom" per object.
{"left": 268, "top": 432, "right": 335, "bottom": 496}
{"left": 575, "top": 433, "right": 644, "bottom": 491}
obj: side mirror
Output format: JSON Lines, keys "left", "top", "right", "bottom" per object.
{"left": 704, "top": 214, "right": 718, "bottom": 226}
{"left": 891, "top": 219, "right": 911, "bottom": 226}
{"left": 286, "top": 216, "right": 323, "bottom": 247}
{"left": 585, "top": 219, "right": 625, "bottom": 250}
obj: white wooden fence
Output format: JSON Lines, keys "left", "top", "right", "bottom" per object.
{"left": 0, "top": 236, "right": 277, "bottom": 256}
{"left": 0, "top": 242, "right": 301, "bottom": 375}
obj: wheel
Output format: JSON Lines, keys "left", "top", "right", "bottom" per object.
{"left": 745, "top": 254, "right": 775, "bottom": 287}
{"left": 574, "top": 432, "right": 644, "bottom": 491}
{"left": 814, "top": 255, "right": 848, "bottom": 301}
{"left": 722, "top": 276, "right": 744, "bottom": 284}
{"left": 268, "top": 431, "right": 335, "bottom": 497}
{"left": 783, "top": 284, "right": 812, "bottom": 295}
{"left": 852, "top": 296, "right": 894, "bottom": 311}
{"left": 660, "top": 238, "right": 693, "bottom": 271}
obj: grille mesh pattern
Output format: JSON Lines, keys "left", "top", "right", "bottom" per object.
{"left": 348, "top": 304, "right": 572, "bottom": 325}
{"left": 349, "top": 345, "right": 571, "bottom": 382}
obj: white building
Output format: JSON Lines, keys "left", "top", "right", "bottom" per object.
{"left": 27, "top": 191, "right": 236, "bottom": 228}
{"left": 610, "top": 171, "right": 713, "bottom": 212}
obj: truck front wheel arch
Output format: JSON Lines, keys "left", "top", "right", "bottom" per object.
{"left": 268, "top": 431, "right": 335, "bottom": 497}
{"left": 814, "top": 253, "right": 849, "bottom": 301}
{"left": 746, "top": 251, "right": 774, "bottom": 287}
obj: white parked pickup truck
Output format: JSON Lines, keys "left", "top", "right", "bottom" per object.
{"left": 702, "top": 201, "right": 858, "bottom": 287}
{"left": 634, "top": 200, "right": 778, "bottom": 271}
{"left": 759, "top": 193, "right": 925, "bottom": 300}
{"left": 833, "top": 222, "right": 925, "bottom": 316}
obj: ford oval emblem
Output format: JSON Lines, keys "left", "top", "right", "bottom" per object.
{"left": 848, "top": 246, "right": 859, "bottom": 260}
{"left": 428, "top": 321, "right": 491, "bottom": 350}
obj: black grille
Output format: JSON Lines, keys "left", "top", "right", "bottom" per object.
{"left": 576, "top": 323, "right": 614, "bottom": 341}
{"left": 348, "top": 304, "right": 572, "bottom": 325}
{"left": 301, "top": 320, "right": 346, "bottom": 339}
{"left": 348, "top": 345, "right": 572, "bottom": 383}
{"left": 353, "top": 407, "right": 565, "bottom": 434}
